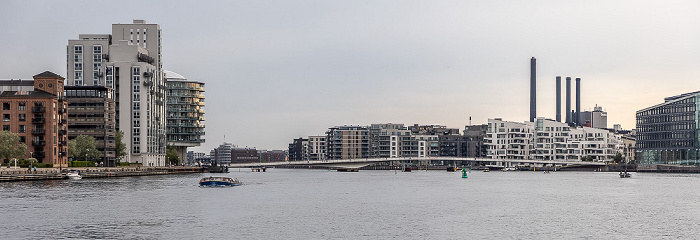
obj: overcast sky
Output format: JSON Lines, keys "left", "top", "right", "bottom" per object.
{"left": 1, "top": 0, "right": 699, "bottom": 152}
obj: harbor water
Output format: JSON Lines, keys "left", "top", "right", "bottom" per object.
{"left": 2, "top": 169, "right": 700, "bottom": 239}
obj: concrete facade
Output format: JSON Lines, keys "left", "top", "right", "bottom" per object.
{"left": 485, "top": 118, "right": 622, "bottom": 165}
{"left": 67, "top": 20, "right": 166, "bottom": 166}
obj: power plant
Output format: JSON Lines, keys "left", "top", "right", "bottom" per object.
{"left": 530, "top": 57, "right": 536, "bottom": 122}
{"left": 529, "top": 58, "right": 584, "bottom": 127}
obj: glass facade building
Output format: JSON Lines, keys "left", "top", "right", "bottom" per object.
{"left": 636, "top": 91, "right": 700, "bottom": 165}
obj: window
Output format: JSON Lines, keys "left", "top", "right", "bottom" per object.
{"left": 93, "top": 45, "right": 102, "bottom": 54}
{"left": 74, "top": 45, "right": 83, "bottom": 54}
{"left": 2, "top": 125, "right": 8, "bottom": 131}
{"left": 2, "top": 102, "right": 9, "bottom": 110}
{"left": 74, "top": 63, "right": 82, "bottom": 71}
{"left": 3, "top": 114, "right": 9, "bottom": 121}
{"left": 18, "top": 102, "right": 25, "bottom": 111}
{"left": 19, "top": 136, "right": 25, "bottom": 143}
{"left": 18, "top": 114, "right": 25, "bottom": 121}
{"left": 19, "top": 125, "right": 25, "bottom": 133}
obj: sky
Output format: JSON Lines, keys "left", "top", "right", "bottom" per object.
{"left": 1, "top": 0, "right": 699, "bottom": 152}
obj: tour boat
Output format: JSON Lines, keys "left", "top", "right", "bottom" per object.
{"left": 66, "top": 170, "right": 82, "bottom": 180}
{"left": 199, "top": 177, "right": 241, "bottom": 187}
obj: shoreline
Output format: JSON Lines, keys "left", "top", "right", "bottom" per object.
{"left": 0, "top": 166, "right": 205, "bottom": 182}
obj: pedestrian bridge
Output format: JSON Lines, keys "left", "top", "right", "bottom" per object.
{"left": 227, "top": 157, "right": 606, "bottom": 169}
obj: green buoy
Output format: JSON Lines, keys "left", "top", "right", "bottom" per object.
{"left": 462, "top": 165, "right": 468, "bottom": 178}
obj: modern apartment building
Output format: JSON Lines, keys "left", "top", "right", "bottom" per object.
{"left": 67, "top": 20, "right": 166, "bottom": 166}
{"left": 326, "top": 126, "right": 370, "bottom": 160}
{"left": 307, "top": 136, "right": 326, "bottom": 161}
{"left": 0, "top": 71, "right": 68, "bottom": 166}
{"left": 288, "top": 138, "right": 307, "bottom": 161}
{"left": 65, "top": 86, "right": 116, "bottom": 166}
{"left": 636, "top": 91, "right": 700, "bottom": 165}
{"left": 165, "top": 70, "right": 205, "bottom": 161}
{"left": 485, "top": 118, "right": 621, "bottom": 165}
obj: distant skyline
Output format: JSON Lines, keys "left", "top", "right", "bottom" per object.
{"left": 1, "top": 0, "right": 699, "bottom": 152}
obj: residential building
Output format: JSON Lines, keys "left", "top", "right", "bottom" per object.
{"left": 288, "top": 138, "right": 307, "bottom": 161}
{"left": 67, "top": 20, "right": 166, "bottom": 166}
{"left": 636, "top": 92, "right": 700, "bottom": 165}
{"left": 463, "top": 124, "right": 488, "bottom": 158}
{"left": 65, "top": 86, "right": 116, "bottom": 166}
{"left": 165, "top": 70, "right": 205, "bottom": 161}
{"left": 307, "top": 136, "right": 326, "bottom": 161}
{"left": 0, "top": 71, "right": 68, "bottom": 166}
{"left": 326, "top": 126, "right": 370, "bottom": 160}
{"left": 485, "top": 118, "right": 621, "bottom": 166}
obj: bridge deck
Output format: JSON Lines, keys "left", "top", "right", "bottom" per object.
{"left": 228, "top": 157, "right": 606, "bottom": 168}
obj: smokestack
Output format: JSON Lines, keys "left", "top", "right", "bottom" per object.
{"left": 576, "top": 77, "right": 581, "bottom": 126}
{"left": 530, "top": 57, "right": 536, "bottom": 122}
{"left": 566, "top": 77, "right": 571, "bottom": 124}
{"left": 556, "top": 76, "right": 561, "bottom": 122}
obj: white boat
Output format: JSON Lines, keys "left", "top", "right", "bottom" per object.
{"left": 66, "top": 170, "right": 82, "bottom": 180}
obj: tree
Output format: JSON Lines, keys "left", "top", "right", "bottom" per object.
{"left": 114, "top": 130, "right": 127, "bottom": 160}
{"left": 613, "top": 153, "right": 624, "bottom": 164}
{"left": 0, "top": 131, "right": 27, "bottom": 162}
{"left": 68, "top": 135, "right": 102, "bottom": 161}
{"left": 166, "top": 145, "right": 179, "bottom": 166}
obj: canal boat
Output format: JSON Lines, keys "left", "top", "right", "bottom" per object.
{"left": 199, "top": 177, "right": 241, "bottom": 187}
{"left": 66, "top": 170, "right": 82, "bottom": 180}
{"left": 619, "top": 171, "right": 631, "bottom": 178}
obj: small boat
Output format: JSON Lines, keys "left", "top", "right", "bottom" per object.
{"left": 66, "top": 170, "right": 82, "bottom": 180}
{"left": 483, "top": 169, "right": 490, "bottom": 172}
{"left": 199, "top": 177, "right": 241, "bottom": 187}
{"left": 619, "top": 172, "right": 631, "bottom": 178}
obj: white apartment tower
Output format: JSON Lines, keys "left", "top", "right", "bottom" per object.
{"left": 67, "top": 20, "right": 166, "bottom": 166}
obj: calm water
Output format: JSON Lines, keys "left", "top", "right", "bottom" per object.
{"left": 2, "top": 169, "right": 700, "bottom": 239}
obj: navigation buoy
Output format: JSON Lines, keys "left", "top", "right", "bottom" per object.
{"left": 462, "top": 166, "right": 468, "bottom": 178}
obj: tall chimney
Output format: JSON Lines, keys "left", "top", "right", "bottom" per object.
{"left": 556, "top": 76, "right": 561, "bottom": 122}
{"left": 576, "top": 77, "right": 581, "bottom": 126}
{"left": 566, "top": 77, "right": 571, "bottom": 124}
{"left": 530, "top": 57, "right": 536, "bottom": 122}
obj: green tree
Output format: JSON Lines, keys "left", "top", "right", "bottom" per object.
{"left": 114, "top": 130, "right": 127, "bottom": 160}
{"left": 0, "top": 131, "right": 27, "bottom": 162}
{"left": 68, "top": 135, "right": 102, "bottom": 161}
{"left": 613, "top": 153, "right": 624, "bottom": 164}
{"left": 166, "top": 145, "right": 179, "bottom": 166}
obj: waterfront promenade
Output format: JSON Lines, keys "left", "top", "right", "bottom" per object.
{"left": 0, "top": 166, "right": 204, "bottom": 182}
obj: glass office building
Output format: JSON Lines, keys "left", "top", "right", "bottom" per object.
{"left": 636, "top": 91, "right": 700, "bottom": 165}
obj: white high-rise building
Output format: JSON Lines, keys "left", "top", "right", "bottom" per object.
{"left": 67, "top": 20, "right": 166, "bottom": 166}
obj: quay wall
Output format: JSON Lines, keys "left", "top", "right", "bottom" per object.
{"left": 0, "top": 167, "right": 205, "bottom": 182}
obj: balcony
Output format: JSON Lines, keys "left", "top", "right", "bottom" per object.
{"left": 59, "top": 119, "right": 67, "bottom": 124}
{"left": 59, "top": 141, "right": 67, "bottom": 146}
{"left": 59, "top": 151, "right": 67, "bottom": 157}
{"left": 32, "top": 129, "right": 45, "bottom": 135}
{"left": 33, "top": 151, "right": 45, "bottom": 159}
{"left": 58, "top": 108, "right": 66, "bottom": 114}
{"left": 31, "top": 118, "right": 45, "bottom": 124}
{"left": 32, "top": 106, "right": 45, "bottom": 113}
{"left": 58, "top": 130, "right": 67, "bottom": 135}
{"left": 32, "top": 140, "right": 46, "bottom": 146}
